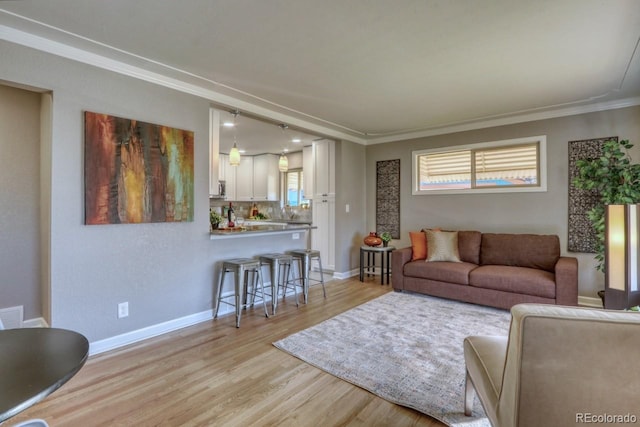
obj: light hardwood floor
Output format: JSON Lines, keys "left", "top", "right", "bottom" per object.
{"left": 11, "top": 278, "right": 445, "bottom": 427}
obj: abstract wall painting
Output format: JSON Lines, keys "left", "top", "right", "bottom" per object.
{"left": 567, "top": 136, "right": 617, "bottom": 252}
{"left": 376, "top": 159, "right": 401, "bottom": 239}
{"left": 84, "top": 111, "right": 194, "bottom": 225}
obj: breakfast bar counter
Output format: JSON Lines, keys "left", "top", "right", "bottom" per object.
{"left": 210, "top": 224, "right": 316, "bottom": 240}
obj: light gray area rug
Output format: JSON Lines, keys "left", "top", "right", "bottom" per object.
{"left": 273, "top": 291, "right": 511, "bottom": 427}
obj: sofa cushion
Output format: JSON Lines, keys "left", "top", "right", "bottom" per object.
{"left": 469, "top": 265, "right": 556, "bottom": 298}
{"left": 404, "top": 260, "right": 477, "bottom": 285}
{"left": 458, "top": 230, "right": 482, "bottom": 264}
{"left": 409, "top": 231, "right": 428, "bottom": 261}
{"left": 480, "top": 233, "right": 560, "bottom": 272}
{"left": 425, "top": 230, "right": 461, "bottom": 262}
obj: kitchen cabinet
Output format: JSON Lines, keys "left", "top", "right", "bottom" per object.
{"left": 220, "top": 154, "right": 280, "bottom": 201}
{"left": 302, "top": 145, "right": 313, "bottom": 200}
{"left": 235, "top": 156, "right": 254, "bottom": 201}
{"left": 313, "top": 140, "right": 335, "bottom": 198}
{"left": 218, "top": 153, "right": 227, "bottom": 181}
{"left": 252, "top": 154, "right": 279, "bottom": 201}
{"left": 312, "top": 195, "right": 335, "bottom": 271}
{"left": 224, "top": 156, "right": 237, "bottom": 201}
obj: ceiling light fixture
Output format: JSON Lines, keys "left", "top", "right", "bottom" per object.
{"left": 278, "top": 124, "right": 290, "bottom": 172}
{"left": 228, "top": 110, "right": 241, "bottom": 166}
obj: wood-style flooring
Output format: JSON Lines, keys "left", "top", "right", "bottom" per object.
{"left": 10, "top": 278, "right": 445, "bottom": 427}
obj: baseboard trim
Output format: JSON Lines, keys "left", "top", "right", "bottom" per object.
{"left": 89, "top": 288, "right": 279, "bottom": 356}
{"left": 90, "top": 309, "right": 215, "bottom": 356}
{"left": 333, "top": 269, "right": 359, "bottom": 280}
{"left": 578, "top": 295, "right": 603, "bottom": 308}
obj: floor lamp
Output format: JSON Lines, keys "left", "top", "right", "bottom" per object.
{"left": 605, "top": 204, "right": 640, "bottom": 309}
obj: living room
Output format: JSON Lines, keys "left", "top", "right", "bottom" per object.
{"left": 1, "top": 1, "right": 640, "bottom": 426}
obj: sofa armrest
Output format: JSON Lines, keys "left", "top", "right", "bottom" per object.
{"left": 392, "top": 247, "right": 413, "bottom": 291}
{"left": 555, "top": 256, "right": 578, "bottom": 306}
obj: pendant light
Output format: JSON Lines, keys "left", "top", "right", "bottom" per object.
{"left": 279, "top": 152, "right": 289, "bottom": 172}
{"left": 278, "top": 124, "right": 289, "bottom": 172}
{"left": 228, "top": 110, "right": 241, "bottom": 166}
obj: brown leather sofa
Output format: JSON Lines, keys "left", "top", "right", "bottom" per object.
{"left": 464, "top": 304, "right": 640, "bottom": 427}
{"left": 391, "top": 231, "right": 578, "bottom": 309}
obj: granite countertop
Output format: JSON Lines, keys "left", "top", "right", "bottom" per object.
{"left": 210, "top": 223, "right": 316, "bottom": 239}
{"left": 259, "top": 219, "right": 313, "bottom": 225}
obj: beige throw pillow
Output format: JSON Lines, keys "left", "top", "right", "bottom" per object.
{"left": 425, "top": 230, "right": 461, "bottom": 262}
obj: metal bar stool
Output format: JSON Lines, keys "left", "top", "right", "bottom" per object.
{"left": 288, "top": 249, "right": 326, "bottom": 304}
{"left": 214, "top": 258, "right": 269, "bottom": 328}
{"left": 259, "top": 253, "right": 298, "bottom": 315}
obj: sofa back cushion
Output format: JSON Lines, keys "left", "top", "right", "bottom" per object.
{"left": 480, "top": 233, "right": 560, "bottom": 272}
{"left": 458, "top": 230, "right": 482, "bottom": 264}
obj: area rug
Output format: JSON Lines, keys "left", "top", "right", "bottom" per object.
{"left": 273, "top": 292, "right": 512, "bottom": 427}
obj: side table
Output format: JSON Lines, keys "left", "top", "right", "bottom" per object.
{"left": 359, "top": 245, "right": 395, "bottom": 285}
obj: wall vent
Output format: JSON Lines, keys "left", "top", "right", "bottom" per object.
{"left": 0, "top": 306, "right": 24, "bottom": 329}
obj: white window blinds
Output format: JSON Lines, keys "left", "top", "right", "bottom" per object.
{"left": 417, "top": 141, "right": 540, "bottom": 191}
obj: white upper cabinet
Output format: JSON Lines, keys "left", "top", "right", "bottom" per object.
{"left": 219, "top": 153, "right": 237, "bottom": 200}
{"left": 218, "top": 153, "right": 227, "bottom": 181}
{"left": 221, "top": 154, "right": 280, "bottom": 201}
{"left": 235, "top": 156, "right": 254, "bottom": 201}
{"left": 313, "top": 140, "right": 335, "bottom": 198}
{"left": 253, "top": 154, "right": 279, "bottom": 201}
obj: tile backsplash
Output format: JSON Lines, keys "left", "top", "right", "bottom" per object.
{"left": 209, "top": 199, "right": 312, "bottom": 222}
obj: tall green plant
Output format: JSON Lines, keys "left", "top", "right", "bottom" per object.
{"left": 573, "top": 139, "right": 640, "bottom": 272}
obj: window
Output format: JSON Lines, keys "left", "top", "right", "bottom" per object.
{"left": 412, "top": 136, "right": 546, "bottom": 195}
{"left": 285, "top": 169, "right": 308, "bottom": 207}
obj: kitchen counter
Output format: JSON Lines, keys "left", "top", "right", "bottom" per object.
{"left": 245, "top": 218, "right": 312, "bottom": 225}
{"left": 210, "top": 223, "right": 316, "bottom": 240}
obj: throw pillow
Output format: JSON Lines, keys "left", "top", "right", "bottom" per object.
{"left": 409, "top": 231, "right": 427, "bottom": 260}
{"left": 425, "top": 230, "right": 461, "bottom": 262}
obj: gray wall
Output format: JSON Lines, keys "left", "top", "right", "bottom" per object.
{"left": 366, "top": 106, "right": 640, "bottom": 298}
{"left": 334, "top": 140, "right": 367, "bottom": 274}
{"left": 0, "top": 40, "right": 214, "bottom": 341}
{"left": 0, "top": 85, "right": 41, "bottom": 319}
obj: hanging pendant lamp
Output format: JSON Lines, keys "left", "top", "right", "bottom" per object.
{"left": 278, "top": 124, "right": 289, "bottom": 172}
{"left": 229, "top": 143, "right": 241, "bottom": 166}
{"left": 228, "top": 110, "right": 241, "bottom": 166}
{"left": 278, "top": 153, "right": 289, "bottom": 172}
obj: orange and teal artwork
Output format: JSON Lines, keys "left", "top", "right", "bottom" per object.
{"left": 84, "top": 111, "right": 194, "bottom": 225}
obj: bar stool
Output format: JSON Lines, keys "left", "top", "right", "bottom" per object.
{"left": 214, "top": 258, "right": 269, "bottom": 328}
{"left": 259, "top": 253, "right": 298, "bottom": 315}
{"left": 288, "top": 249, "right": 327, "bottom": 304}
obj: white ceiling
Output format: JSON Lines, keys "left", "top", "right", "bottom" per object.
{"left": 1, "top": 0, "right": 639, "bottom": 153}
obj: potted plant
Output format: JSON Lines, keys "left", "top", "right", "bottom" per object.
{"left": 380, "top": 231, "right": 392, "bottom": 247}
{"left": 209, "top": 209, "right": 224, "bottom": 230}
{"left": 573, "top": 139, "right": 640, "bottom": 301}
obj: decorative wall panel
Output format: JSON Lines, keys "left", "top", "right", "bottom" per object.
{"left": 567, "top": 136, "right": 616, "bottom": 252}
{"left": 376, "top": 159, "right": 400, "bottom": 239}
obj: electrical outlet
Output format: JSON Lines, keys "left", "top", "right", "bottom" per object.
{"left": 292, "top": 233, "right": 300, "bottom": 240}
{"left": 345, "top": 204, "right": 350, "bottom": 213}
{"left": 118, "top": 302, "right": 129, "bottom": 318}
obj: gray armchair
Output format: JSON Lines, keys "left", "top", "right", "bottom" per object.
{"left": 464, "top": 304, "right": 640, "bottom": 427}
